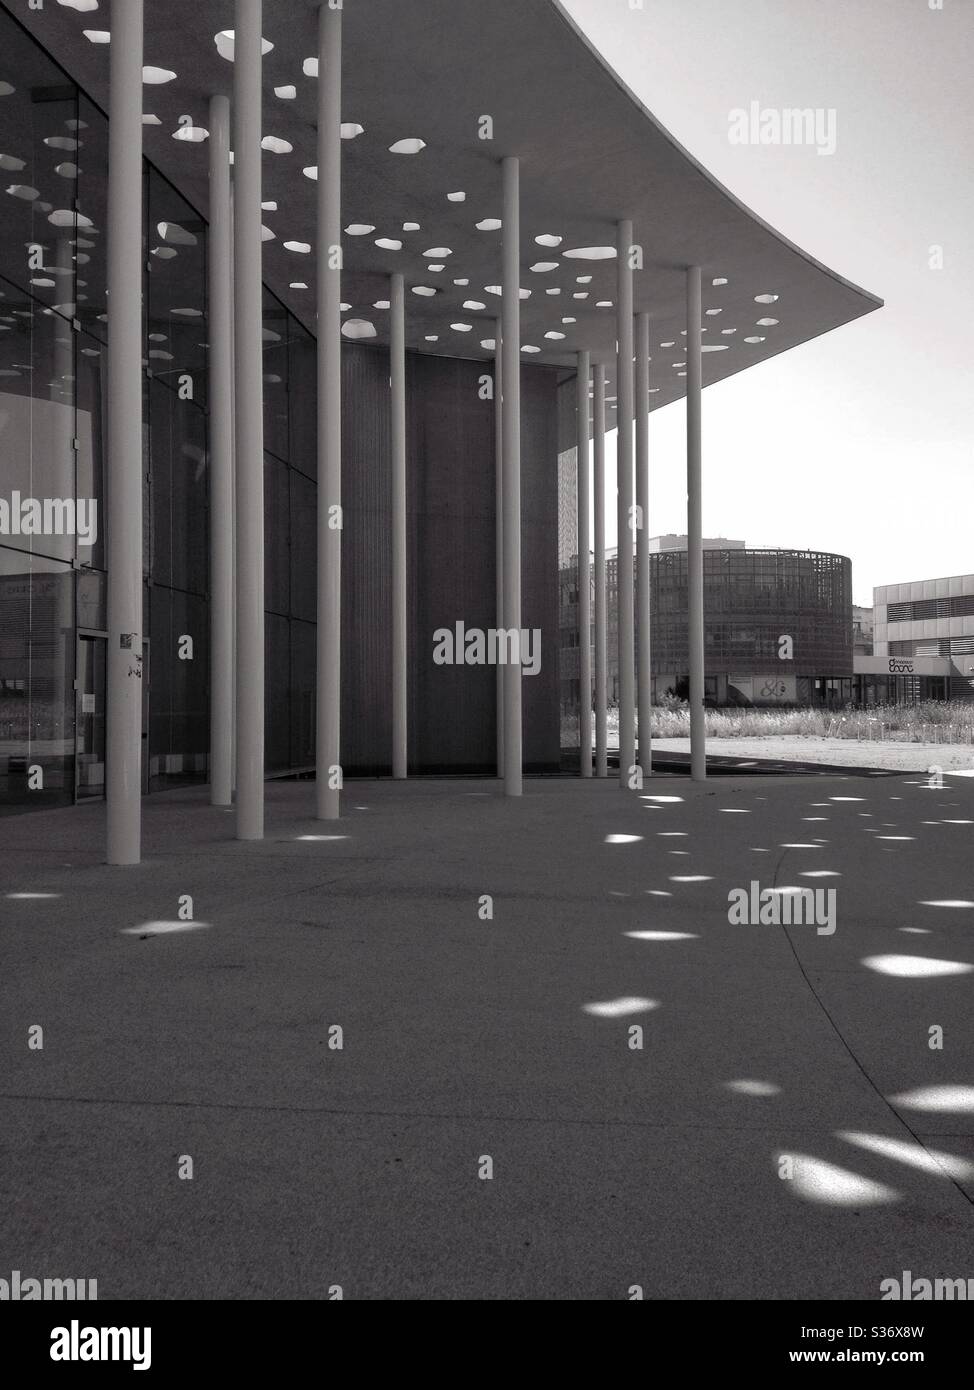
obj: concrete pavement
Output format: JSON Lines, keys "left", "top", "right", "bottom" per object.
{"left": 2, "top": 772, "right": 972, "bottom": 1299}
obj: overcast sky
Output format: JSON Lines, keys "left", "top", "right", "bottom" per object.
{"left": 562, "top": 0, "right": 973, "bottom": 605}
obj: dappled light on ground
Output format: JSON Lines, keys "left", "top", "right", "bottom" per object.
{"left": 862, "top": 955, "right": 973, "bottom": 978}
{"left": 775, "top": 1154, "right": 899, "bottom": 1206}
{"left": 889, "top": 1086, "right": 974, "bottom": 1113}
{"left": 582, "top": 997, "right": 658, "bottom": 1018}
{"left": 725, "top": 1079, "right": 780, "bottom": 1097}
{"left": 837, "top": 1132, "right": 974, "bottom": 1181}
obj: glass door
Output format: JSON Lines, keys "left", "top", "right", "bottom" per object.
{"left": 75, "top": 633, "right": 106, "bottom": 801}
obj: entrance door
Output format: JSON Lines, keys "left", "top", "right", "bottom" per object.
{"left": 75, "top": 634, "right": 106, "bottom": 801}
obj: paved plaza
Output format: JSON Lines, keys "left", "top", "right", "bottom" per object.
{"left": 2, "top": 772, "right": 973, "bottom": 1299}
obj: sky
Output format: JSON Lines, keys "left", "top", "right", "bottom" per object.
{"left": 561, "top": 0, "right": 974, "bottom": 605}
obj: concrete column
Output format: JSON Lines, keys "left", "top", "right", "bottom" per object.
{"left": 105, "top": 0, "right": 144, "bottom": 866}
{"left": 687, "top": 264, "right": 706, "bottom": 781}
{"left": 593, "top": 363, "right": 608, "bottom": 778}
{"left": 616, "top": 220, "right": 635, "bottom": 789}
{"left": 391, "top": 272, "right": 407, "bottom": 779}
{"left": 635, "top": 311, "right": 652, "bottom": 779}
{"left": 316, "top": 1, "right": 342, "bottom": 819}
{"left": 229, "top": 180, "right": 237, "bottom": 797}
{"left": 208, "top": 93, "right": 234, "bottom": 808}
{"left": 576, "top": 350, "right": 592, "bottom": 777}
{"left": 501, "top": 157, "right": 522, "bottom": 797}
{"left": 494, "top": 320, "right": 504, "bottom": 776}
{"left": 233, "top": 0, "right": 265, "bottom": 840}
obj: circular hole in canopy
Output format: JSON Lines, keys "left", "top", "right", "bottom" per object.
{"left": 342, "top": 319, "right": 377, "bottom": 340}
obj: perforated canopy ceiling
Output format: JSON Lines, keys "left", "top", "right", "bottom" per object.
{"left": 20, "top": 0, "right": 882, "bottom": 420}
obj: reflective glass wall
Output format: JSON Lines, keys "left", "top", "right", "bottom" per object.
{"left": 0, "top": 21, "right": 85, "bottom": 809}
{"left": 1, "top": 5, "right": 567, "bottom": 813}
{"left": 0, "top": 8, "right": 318, "bottom": 811}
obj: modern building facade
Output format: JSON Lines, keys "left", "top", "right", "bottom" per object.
{"left": 859, "top": 572, "right": 974, "bottom": 704}
{"left": 0, "top": 0, "right": 882, "bottom": 848}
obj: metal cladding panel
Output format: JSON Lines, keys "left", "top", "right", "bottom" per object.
{"left": 521, "top": 366, "right": 562, "bottom": 773}
{"left": 405, "top": 351, "right": 496, "bottom": 774}
{"left": 340, "top": 344, "right": 394, "bottom": 775}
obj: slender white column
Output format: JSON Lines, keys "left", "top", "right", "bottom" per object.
{"left": 316, "top": 1, "right": 343, "bottom": 819}
{"left": 687, "top": 264, "right": 706, "bottom": 781}
{"left": 494, "top": 320, "right": 504, "bottom": 776}
{"left": 593, "top": 363, "right": 608, "bottom": 778}
{"left": 105, "top": 0, "right": 144, "bottom": 866}
{"left": 208, "top": 94, "right": 234, "bottom": 808}
{"left": 234, "top": 0, "right": 265, "bottom": 840}
{"left": 229, "top": 181, "right": 237, "bottom": 797}
{"left": 391, "top": 272, "right": 407, "bottom": 779}
{"left": 616, "top": 220, "right": 635, "bottom": 789}
{"left": 501, "top": 157, "right": 522, "bottom": 797}
{"left": 576, "top": 350, "right": 592, "bottom": 777}
{"left": 635, "top": 311, "right": 652, "bottom": 779}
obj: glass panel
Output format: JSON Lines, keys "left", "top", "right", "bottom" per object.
{"left": 150, "top": 378, "right": 207, "bottom": 595}
{"left": 263, "top": 292, "right": 289, "bottom": 461}
{"left": 76, "top": 565, "right": 105, "bottom": 631}
{"left": 0, "top": 546, "right": 73, "bottom": 808}
{"left": 290, "top": 617, "right": 315, "bottom": 769}
{"left": 74, "top": 95, "right": 108, "bottom": 342}
{"left": 75, "top": 633, "right": 105, "bottom": 800}
{"left": 289, "top": 468, "right": 315, "bottom": 623}
{"left": 146, "top": 166, "right": 206, "bottom": 409}
{"left": 0, "top": 278, "right": 77, "bottom": 564}
{"left": 265, "top": 612, "right": 290, "bottom": 773}
{"left": 74, "top": 325, "right": 105, "bottom": 571}
{"left": 147, "top": 586, "right": 208, "bottom": 789}
{"left": 264, "top": 453, "right": 289, "bottom": 616}
{"left": 288, "top": 319, "right": 316, "bottom": 478}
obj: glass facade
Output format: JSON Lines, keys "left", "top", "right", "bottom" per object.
{"left": 0, "top": 10, "right": 318, "bottom": 810}
{"left": 557, "top": 384, "right": 582, "bottom": 770}
{"left": 1, "top": 7, "right": 567, "bottom": 814}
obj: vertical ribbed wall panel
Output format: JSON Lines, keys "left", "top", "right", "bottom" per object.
{"left": 340, "top": 344, "right": 393, "bottom": 775}
{"left": 335, "top": 345, "right": 560, "bottom": 776}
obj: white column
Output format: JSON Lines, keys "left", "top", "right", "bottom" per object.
{"left": 208, "top": 93, "right": 234, "bottom": 808}
{"left": 391, "top": 271, "right": 407, "bottom": 779}
{"left": 105, "top": 0, "right": 144, "bottom": 865}
{"left": 234, "top": 0, "right": 265, "bottom": 840}
{"left": 229, "top": 180, "right": 237, "bottom": 797}
{"left": 316, "top": 1, "right": 343, "bottom": 819}
{"left": 687, "top": 264, "right": 706, "bottom": 781}
{"left": 616, "top": 220, "right": 635, "bottom": 789}
{"left": 501, "top": 157, "right": 522, "bottom": 797}
{"left": 593, "top": 363, "right": 608, "bottom": 778}
{"left": 576, "top": 350, "right": 592, "bottom": 777}
{"left": 635, "top": 311, "right": 652, "bottom": 779}
{"left": 494, "top": 320, "right": 504, "bottom": 777}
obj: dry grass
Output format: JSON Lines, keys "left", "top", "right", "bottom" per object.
{"left": 596, "top": 701, "right": 974, "bottom": 746}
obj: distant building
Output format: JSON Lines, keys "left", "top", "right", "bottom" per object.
{"left": 562, "top": 539, "right": 853, "bottom": 710}
{"left": 646, "top": 534, "right": 747, "bottom": 554}
{"left": 853, "top": 605, "right": 874, "bottom": 656}
{"left": 860, "top": 572, "right": 974, "bottom": 703}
